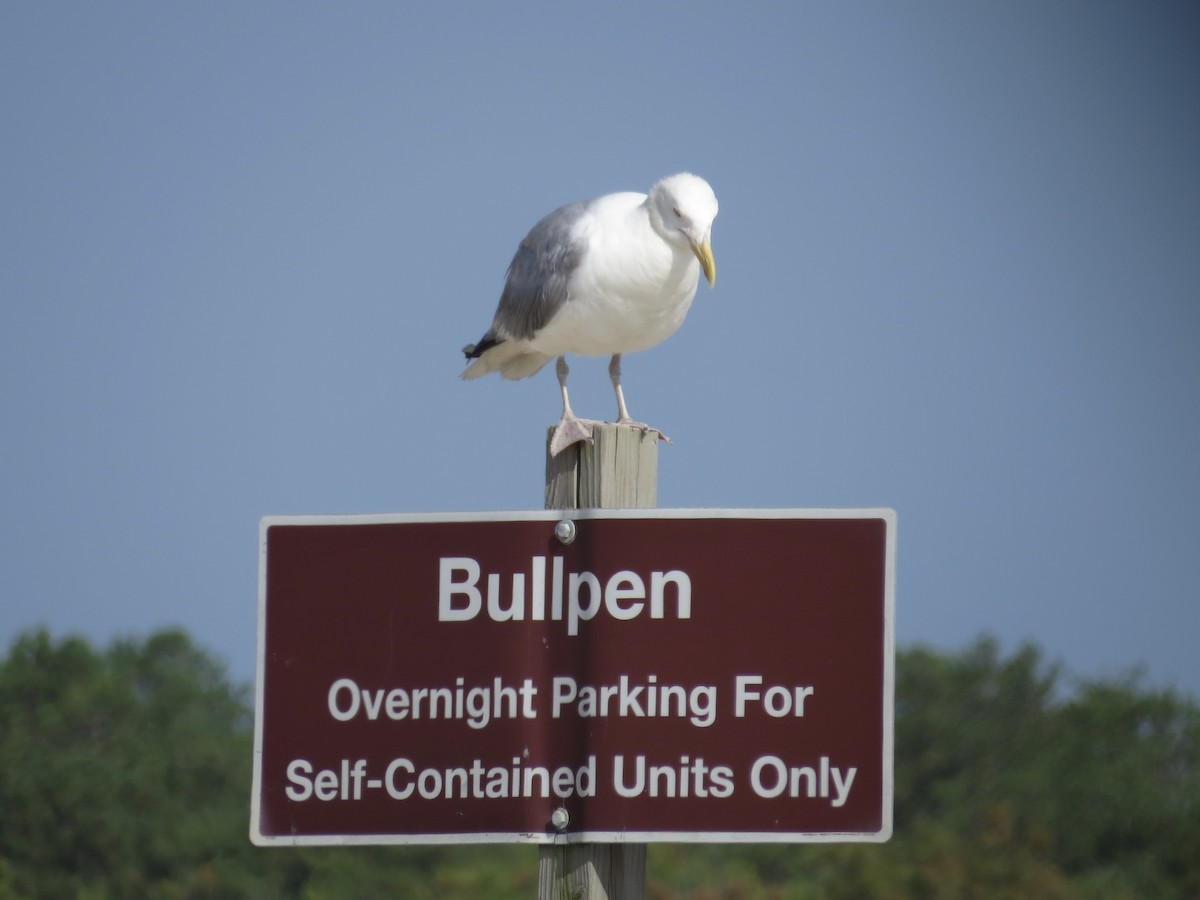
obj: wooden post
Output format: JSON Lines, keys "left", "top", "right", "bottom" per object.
{"left": 537, "top": 844, "right": 647, "bottom": 900}
{"left": 538, "top": 423, "right": 656, "bottom": 900}
{"left": 545, "top": 423, "right": 658, "bottom": 509}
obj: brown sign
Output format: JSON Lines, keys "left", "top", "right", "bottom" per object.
{"left": 251, "top": 509, "right": 895, "bottom": 845}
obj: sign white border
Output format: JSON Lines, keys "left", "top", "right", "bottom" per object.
{"left": 251, "top": 507, "right": 896, "bottom": 846}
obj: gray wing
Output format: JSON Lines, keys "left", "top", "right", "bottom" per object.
{"left": 492, "top": 200, "right": 591, "bottom": 341}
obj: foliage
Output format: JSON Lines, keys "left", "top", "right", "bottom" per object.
{"left": 0, "top": 629, "right": 259, "bottom": 898}
{"left": 1, "top": 630, "right": 1197, "bottom": 899}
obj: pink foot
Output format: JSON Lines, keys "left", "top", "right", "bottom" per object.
{"left": 550, "top": 412, "right": 600, "bottom": 456}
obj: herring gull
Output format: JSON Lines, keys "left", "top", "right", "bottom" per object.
{"left": 462, "top": 172, "right": 718, "bottom": 456}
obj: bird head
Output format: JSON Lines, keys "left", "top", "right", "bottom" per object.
{"left": 648, "top": 173, "right": 718, "bottom": 286}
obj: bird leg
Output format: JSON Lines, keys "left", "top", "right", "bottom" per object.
{"left": 609, "top": 354, "right": 671, "bottom": 444}
{"left": 550, "top": 356, "right": 600, "bottom": 456}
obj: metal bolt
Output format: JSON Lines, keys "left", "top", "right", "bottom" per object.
{"left": 554, "top": 519, "right": 576, "bottom": 545}
{"left": 551, "top": 807, "right": 570, "bottom": 831}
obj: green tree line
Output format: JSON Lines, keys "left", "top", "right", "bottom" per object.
{"left": 0, "top": 628, "right": 1196, "bottom": 899}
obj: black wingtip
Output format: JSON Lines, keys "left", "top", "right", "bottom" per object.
{"left": 463, "top": 336, "right": 501, "bottom": 360}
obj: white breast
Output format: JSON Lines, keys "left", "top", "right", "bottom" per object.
{"left": 528, "top": 199, "right": 701, "bottom": 357}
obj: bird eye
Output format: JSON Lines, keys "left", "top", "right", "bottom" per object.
{"left": 672, "top": 206, "right": 682, "bottom": 218}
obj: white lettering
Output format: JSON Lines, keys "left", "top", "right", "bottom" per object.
{"left": 531, "top": 555, "right": 546, "bottom": 619}
{"left": 613, "top": 754, "right": 645, "bottom": 798}
{"left": 749, "top": 755, "right": 857, "bottom": 806}
{"left": 751, "top": 755, "right": 787, "bottom": 798}
{"left": 735, "top": 676, "right": 814, "bottom": 717}
{"left": 327, "top": 678, "right": 359, "bottom": 721}
{"left": 285, "top": 759, "right": 313, "bottom": 801}
{"left": 551, "top": 675, "right": 717, "bottom": 726}
{"left": 567, "top": 572, "right": 601, "bottom": 636}
{"left": 385, "top": 758, "right": 415, "bottom": 799}
{"left": 328, "top": 676, "right": 538, "bottom": 726}
{"left": 831, "top": 763, "right": 857, "bottom": 808}
{"left": 437, "top": 557, "right": 693, "bottom": 632}
{"left": 612, "top": 754, "right": 736, "bottom": 798}
{"left": 650, "top": 570, "right": 691, "bottom": 618}
{"left": 439, "top": 558, "right": 482, "bottom": 621}
{"left": 381, "top": 756, "right": 594, "bottom": 800}
{"left": 605, "top": 571, "right": 645, "bottom": 620}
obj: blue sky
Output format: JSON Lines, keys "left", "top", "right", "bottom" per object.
{"left": 2, "top": 3, "right": 1197, "bottom": 696}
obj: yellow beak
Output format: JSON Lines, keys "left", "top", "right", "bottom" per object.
{"left": 691, "top": 236, "right": 716, "bottom": 287}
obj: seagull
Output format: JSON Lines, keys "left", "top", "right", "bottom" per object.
{"left": 462, "top": 173, "right": 718, "bottom": 456}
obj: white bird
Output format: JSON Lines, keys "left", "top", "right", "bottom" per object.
{"left": 462, "top": 173, "right": 718, "bottom": 456}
